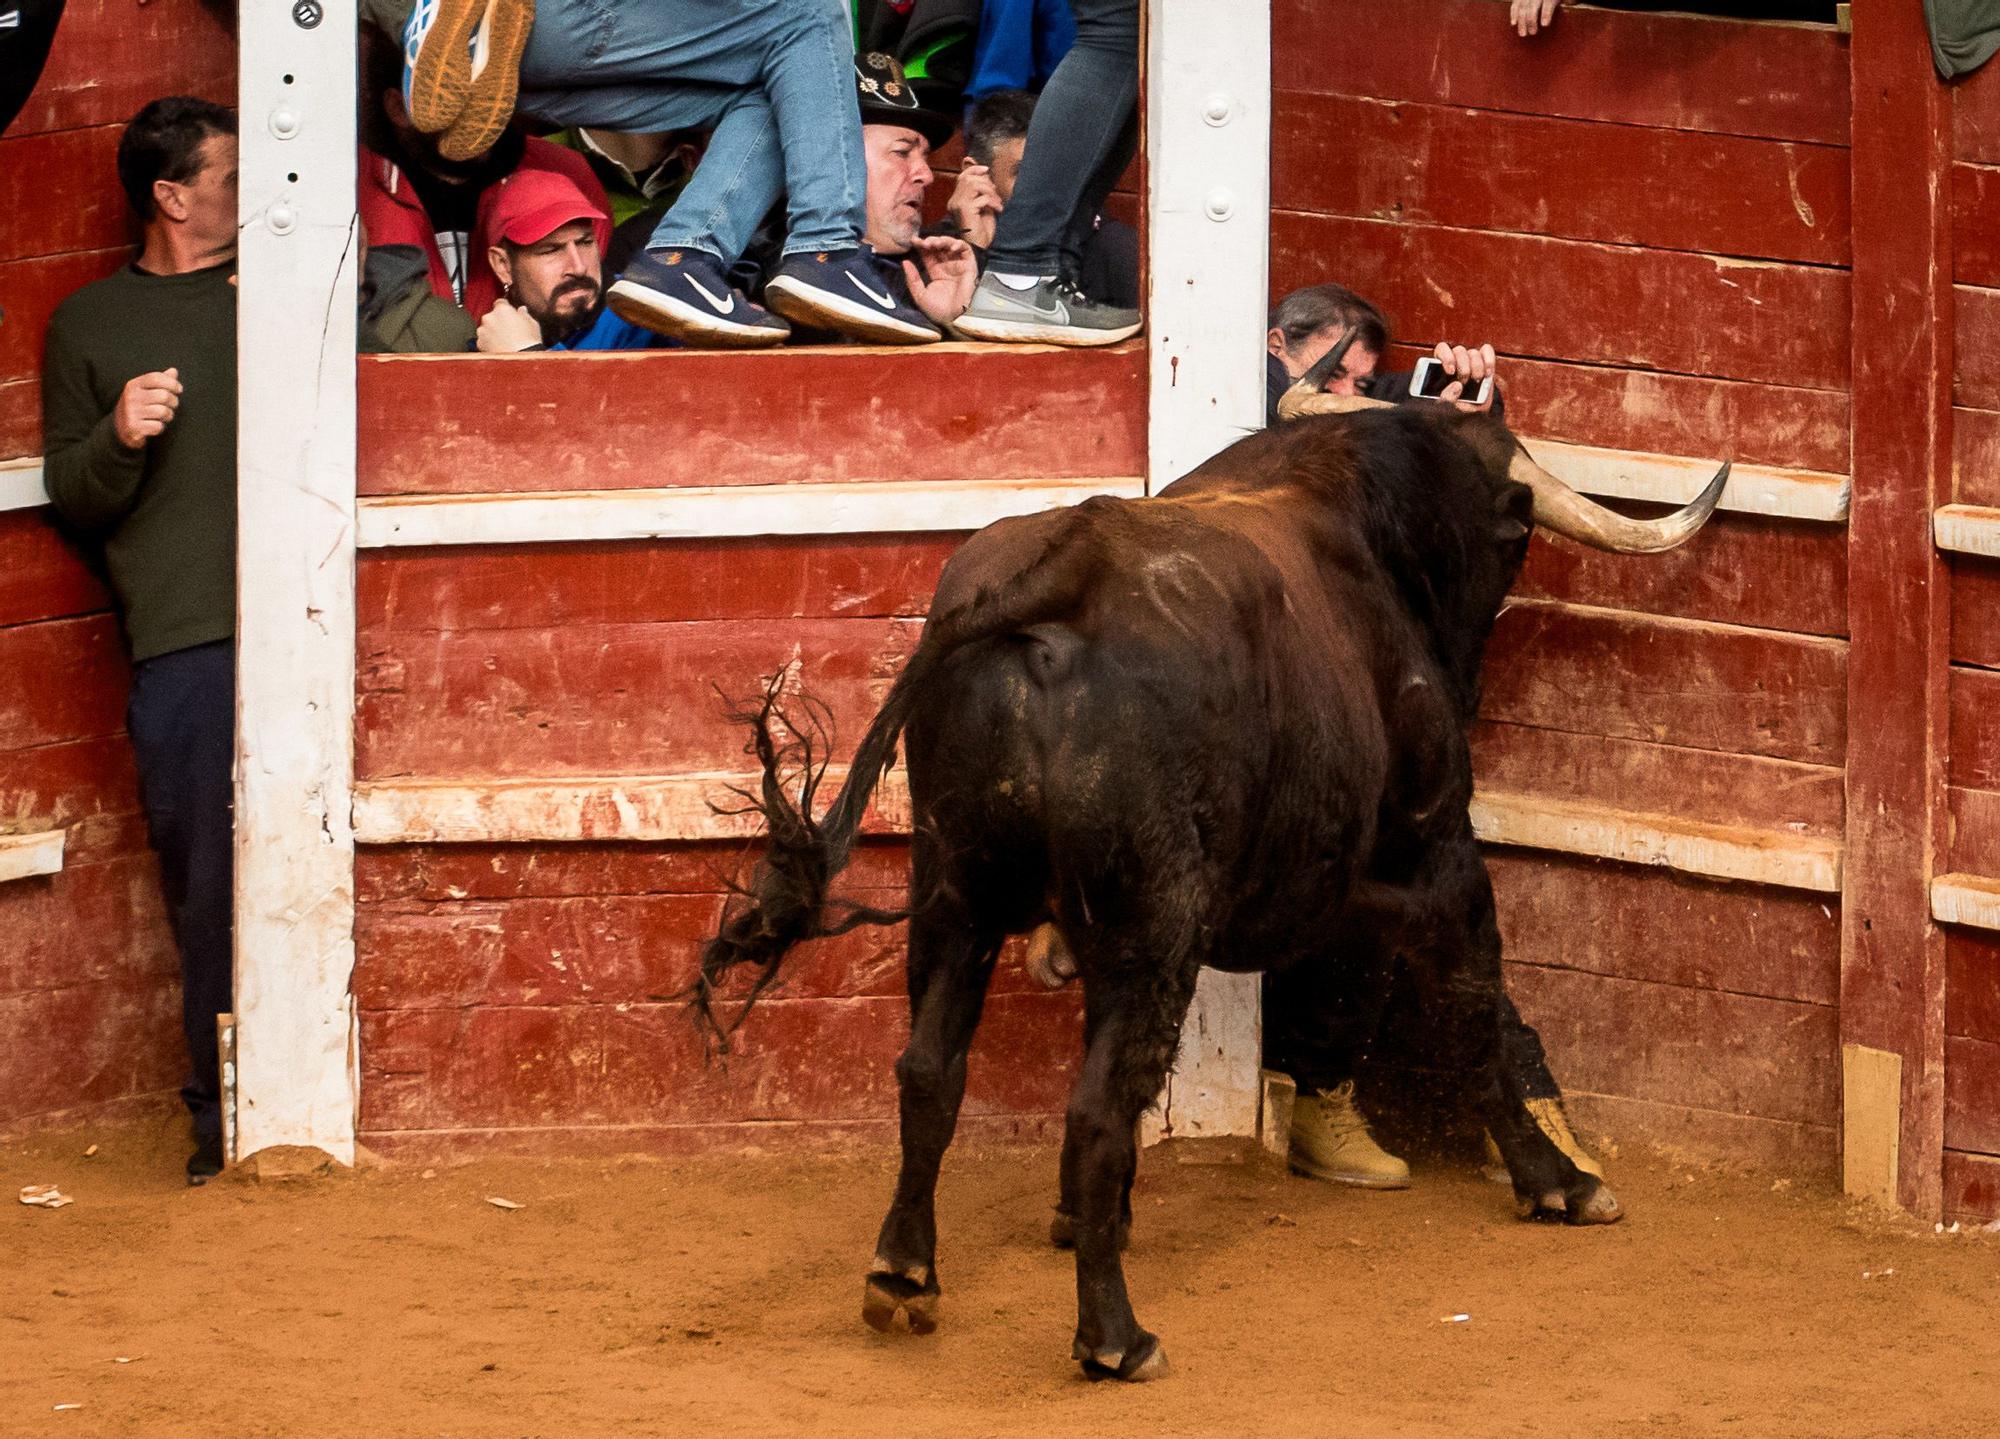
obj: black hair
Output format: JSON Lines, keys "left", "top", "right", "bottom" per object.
{"left": 964, "top": 89, "right": 1038, "bottom": 167}
{"left": 1269, "top": 283, "right": 1391, "bottom": 358}
{"left": 116, "top": 96, "right": 236, "bottom": 220}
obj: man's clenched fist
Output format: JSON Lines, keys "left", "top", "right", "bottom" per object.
{"left": 113, "top": 368, "right": 183, "bottom": 450}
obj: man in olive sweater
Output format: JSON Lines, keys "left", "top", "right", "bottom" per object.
{"left": 41, "top": 97, "right": 239, "bottom": 1184}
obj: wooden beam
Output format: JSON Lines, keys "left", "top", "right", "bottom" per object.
{"left": 1146, "top": 0, "right": 1272, "bottom": 1144}
{"left": 1934, "top": 503, "right": 2000, "bottom": 557}
{"left": 0, "top": 829, "right": 65, "bottom": 885}
{"left": 1932, "top": 873, "right": 2000, "bottom": 931}
{"left": 1841, "top": 2, "right": 1953, "bottom": 1219}
{"left": 1522, "top": 439, "right": 1848, "bottom": 524}
{"left": 355, "top": 477, "right": 1147, "bottom": 549}
{"left": 233, "top": 3, "right": 359, "bottom": 1166}
{"left": 0, "top": 458, "right": 46, "bottom": 513}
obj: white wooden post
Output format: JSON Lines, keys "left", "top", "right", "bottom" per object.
{"left": 1142, "top": 0, "right": 1270, "bottom": 1141}
{"left": 233, "top": 1, "right": 360, "bottom": 1164}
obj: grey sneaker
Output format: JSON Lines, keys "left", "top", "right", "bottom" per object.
{"left": 952, "top": 273, "right": 1142, "bottom": 346}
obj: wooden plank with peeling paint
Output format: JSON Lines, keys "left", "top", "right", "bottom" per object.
{"left": 1932, "top": 873, "right": 2000, "bottom": 932}
{"left": 0, "top": 830, "right": 65, "bottom": 885}
{"left": 1935, "top": 502, "right": 2000, "bottom": 558}
{"left": 0, "top": 460, "right": 48, "bottom": 513}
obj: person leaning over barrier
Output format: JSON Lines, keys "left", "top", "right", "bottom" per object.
{"left": 40, "top": 97, "right": 240, "bottom": 1186}
{"left": 474, "top": 170, "right": 678, "bottom": 352}
{"left": 1264, "top": 282, "right": 1502, "bottom": 425}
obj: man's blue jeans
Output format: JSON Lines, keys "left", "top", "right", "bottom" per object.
{"left": 517, "top": 0, "right": 862, "bottom": 263}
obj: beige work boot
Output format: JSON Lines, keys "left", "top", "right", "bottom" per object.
{"left": 1289, "top": 1081, "right": 1410, "bottom": 1189}
{"left": 1482, "top": 1097, "right": 1605, "bottom": 1183}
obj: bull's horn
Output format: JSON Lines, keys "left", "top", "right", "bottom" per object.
{"left": 1276, "top": 385, "right": 1394, "bottom": 422}
{"left": 1512, "top": 447, "right": 1731, "bottom": 554}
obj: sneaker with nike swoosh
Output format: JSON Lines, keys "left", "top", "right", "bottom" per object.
{"left": 607, "top": 247, "right": 792, "bottom": 348}
{"left": 763, "top": 249, "right": 941, "bottom": 345}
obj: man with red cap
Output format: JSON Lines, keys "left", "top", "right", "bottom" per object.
{"left": 474, "top": 170, "right": 677, "bottom": 352}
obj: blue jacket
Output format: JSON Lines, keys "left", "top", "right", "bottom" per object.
{"left": 967, "top": 0, "right": 1075, "bottom": 101}
{"left": 549, "top": 305, "right": 676, "bottom": 352}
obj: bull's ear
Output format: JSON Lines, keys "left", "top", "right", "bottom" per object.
{"left": 1492, "top": 517, "right": 1531, "bottom": 544}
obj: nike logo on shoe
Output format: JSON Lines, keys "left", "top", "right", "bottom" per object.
{"left": 845, "top": 272, "right": 896, "bottom": 310}
{"left": 685, "top": 274, "right": 737, "bottom": 316}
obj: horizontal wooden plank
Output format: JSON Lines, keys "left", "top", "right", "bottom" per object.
{"left": 1933, "top": 873, "right": 2000, "bottom": 933}
{"left": 0, "top": 381, "right": 41, "bottom": 463}
{"left": 0, "top": 830, "right": 65, "bottom": 885}
{"left": 0, "top": 460, "right": 51, "bottom": 513}
{"left": 1275, "top": 91, "right": 1850, "bottom": 265}
{"left": 1935, "top": 502, "right": 2000, "bottom": 557}
{"left": 1491, "top": 849, "right": 1840, "bottom": 1003}
{"left": 356, "top": 343, "right": 1147, "bottom": 497}
{"left": 357, "top": 990, "right": 1083, "bottom": 1133}
{"left": 0, "top": 978, "right": 192, "bottom": 1125}
{"left": 1523, "top": 438, "right": 1847, "bottom": 522}
{"left": 1272, "top": 212, "right": 1851, "bottom": 388}
{"left": 1508, "top": 962, "right": 1839, "bottom": 1128}
{"left": 0, "top": 249, "right": 128, "bottom": 388}
{"left": 1954, "top": 163, "right": 2000, "bottom": 287}
{"left": 1513, "top": 508, "right": 1847, "bottom": 637}
{"left": 1955, "top": 51, "right": 2000, "bottom": 165}
{"left": 1955, "top": 288, "right": 2000, "bottom": 411}
{"left": 1944, "top": 1150, "right": 2000, "bottom": 1222}
{"left": 0, "top": 852, "right": 173, "bottom": 998}
{"left": 357, "top": 477, "right": 1148, "bottom": 549}
{"left": 1949, "top": 665, "right": 2000, "bottom": 788}
{"left": 1947, "top": 929, "right": 2000, "bottom": 1043}
{"left": 0, "top": 508, "right": 108, "bottom": 626}
{"left": 1945, "top": 1034, "right": 2000, "bottom": 1154}
{"left": 1563, "top": 1090, "right": 1835, "bottom": 1182}
{"left": 0, "top": 732, "right": 143, "bottom": 842}
{"left": 1950, "top": 554, "right": 2000, "bottom": 665}
{"left": 1949, "top": 786, "right": 2000, "bottom": 879}
{"left": 358, "top": 535, "right": 959, "bottom": 633}
{"left": 1473, "top": 789, "right": 1841, "bottom": 892}
{"left": 1471, "top": 722, "right": 1843, "bottom": 840}
{"left": 0, "top": 613, "right": 128, "bottom": 752}
{"left": 1953, "top": 405, "right": 2000, "bottom": 507}
{"left": 1476, "top": 352, "right": 1849, "bottom": 475}
{"left": 1273, "top": 0, "right": 1850, "bottom": 145}
{"left": 6, "top": 0, "right": 234, "bottom": 140}
{"left": 1480, "top": 598, "right": 1849, "bottom": 766}
{"left": 356, "top": 616, "right": 922, "bottom": 780}
{"left": 0, "top": 126, "right": 130, "bottom": 266}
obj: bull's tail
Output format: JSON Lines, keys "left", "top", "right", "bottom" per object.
{"left": 692, "top": 516, "right": 1102, "bottom": 1049}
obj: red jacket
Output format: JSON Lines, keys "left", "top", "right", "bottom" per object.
{"left": 358, "top": 137, "right": 613, "bottom": 320}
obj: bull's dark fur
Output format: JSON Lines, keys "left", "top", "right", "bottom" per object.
{"left": 695, "top": 407, "right": 1613, "bottom": 1379}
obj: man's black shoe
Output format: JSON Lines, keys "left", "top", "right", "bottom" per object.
{"left": 763, "top": 248, "right": 941, "bottom": 345}
{"left": 187, "top": 1134, "right": 224, "bottom": 1186}
{"left": 606, "top": 248, "right": 792, "bottom": 348}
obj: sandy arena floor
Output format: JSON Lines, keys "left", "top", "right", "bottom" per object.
{"left": 3, "top": 1116, "right": 1996, "bottom": 1438}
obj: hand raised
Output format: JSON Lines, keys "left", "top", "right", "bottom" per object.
{"left": 113, "top": 368, "right": 184, "bottom": 450}
{"left": 477, "top": 298, "right": 545, "bottom": 353}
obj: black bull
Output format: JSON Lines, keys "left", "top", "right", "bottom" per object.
{"left": 694, "top": 394, "right": 1728, "bottom": 1381}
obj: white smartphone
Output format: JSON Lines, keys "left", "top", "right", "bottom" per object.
{"left": 1410, "top": 357, "right": 1494, "bottom": 407}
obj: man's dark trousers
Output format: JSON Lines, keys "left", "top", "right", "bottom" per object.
{"left": 125, "top": 640, "right": 234, "bottom": 1142}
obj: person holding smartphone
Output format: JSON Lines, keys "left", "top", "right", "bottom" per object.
{"left": 1264, "top": 283, "right": 1502, "bottom": 426}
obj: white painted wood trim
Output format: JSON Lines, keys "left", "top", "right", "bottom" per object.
{"left": 356, "top": 477, "right": 1148, "bottom": 549}
{"left": 1144, "top": 0, "right": 1272, "bottom": 1143}
{"left": 0, "top": 829, "right": 65, "bottom": 885}
{"left": 1934, "top": 504, "right": 2000, "bottom": 558}
{"left": 1931, "top": 873, "right": 2000, "bottom": 930}
{"left": 0, "top": 458, "right": 48, "bottom": 512}
{"left": 1521, "top": 438, "right": 1850, "bottom": 524}
{"left": 233, "top": 5, "right": 359, "bottom": 1166}
{"left": 1470, "top": 790, "right": 1843, "bottom": 892}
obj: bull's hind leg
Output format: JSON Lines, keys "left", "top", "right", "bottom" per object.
{"left": 862, "top": 906, "right": 1001, "bottom": 1336}
{"left": 1061, "top": 960, "right": 1201, "bottom": 1382}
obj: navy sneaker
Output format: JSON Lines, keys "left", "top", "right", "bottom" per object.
{"left": 606, "top": 248, "right": 792, "bottom": 348}
{"left": 762, "top": 249, "right": 941, "bottom": 345}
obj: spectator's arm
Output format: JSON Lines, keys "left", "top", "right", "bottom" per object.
{"left": 1511, "top": 0, "right": 1565, "bottom": 35}
{"left": 904, "top": 236, "right": 979, "bottom": 326}
{"left": 40, "top": 324, "right": 157, "bottom": 531}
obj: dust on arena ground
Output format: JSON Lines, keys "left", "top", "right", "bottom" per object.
{"left": 3, "top": 1116, "right": 1995, "bottom": 1438}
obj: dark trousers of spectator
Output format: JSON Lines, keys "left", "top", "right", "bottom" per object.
{"left": 125, "top": 640, "right": 234, "bottom": 1142}
{"left": 1264, "top": 956, "right": 1562, "bottom": 1105}
{"left": 984, "top": 0, "right": 1140, "bottom": 283}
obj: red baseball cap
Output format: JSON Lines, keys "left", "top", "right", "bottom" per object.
{"left": 486, "top": 169, "right": 609, "bottom": 246}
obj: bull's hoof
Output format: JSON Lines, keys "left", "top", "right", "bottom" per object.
{"left": 862, "top": 1262, "right": 939, "bottom": 1335}
{"left": 1569, "top": 1182, "right": 1624, "bottom": 1226}
{"left": 1076, "top": 1331, "right": 1170, "bottom": 1382}
{"left": 1048, "top": 1209, "right": 1131, "bottom": 1252}
{"left": 1514, "top": 1188, "right": 1568, "bottom": 1222}
{"left": 1513, "top": 1181, "right": 1624, "bottom": 1226}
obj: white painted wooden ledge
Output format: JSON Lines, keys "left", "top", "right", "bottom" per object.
{"left": 1931, "top": 873, "right": 2000, "bottom": 930}
{"left": 0, "top": 829, "right": 65, "bottom": 884}
{"left": 1934, "top": 504, "right": 2000, "bottom": 558}
{"left": 353, "top": 774, "right": 1841, "bottom": 892}
{"left": 1522, "top": 438, "right": 1850, "bottom": 524}
{"left": 0, "top": 458, "right": 48, "bottom": 512}
{"left": 355, "top": 476, "right": 1148, "bottom": 548}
